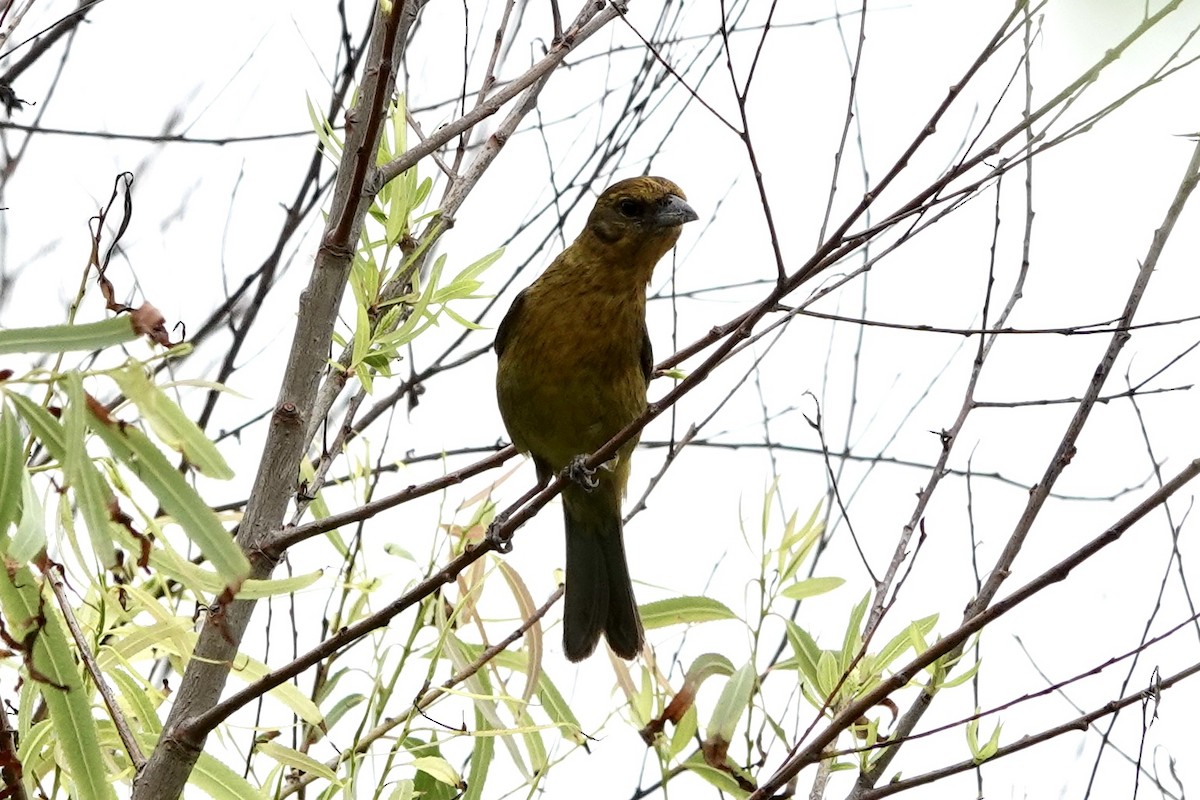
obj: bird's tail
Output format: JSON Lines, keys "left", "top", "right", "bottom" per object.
{"left": 561, "top": 486, "right": 643, "bottom": 662}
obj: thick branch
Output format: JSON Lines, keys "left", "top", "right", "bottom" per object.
{"left": 130, "top": 3, "right": 425, "bottom": 797}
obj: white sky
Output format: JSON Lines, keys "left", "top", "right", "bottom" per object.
{"left": 3, "top": 0, "right": 1200, "bottom": 798}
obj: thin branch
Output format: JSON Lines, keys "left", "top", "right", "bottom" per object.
{"left": 857, "top": 663, "right": 1194, "bottom": 799}
{"left": 47, "top": 565, "right": 145, "bottom": 770}
{"left": 748, "top": 458, "right": 1200, "bottom": 799}
{"left": 275, "top": 585, "right": 565, "bottom": 798}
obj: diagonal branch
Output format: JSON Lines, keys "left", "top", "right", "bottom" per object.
{"left": 748, "top": 458, "right": 1200, "bottom": 799}
{"left": 848, "top": 124, "right": 1200, "bottom": 797}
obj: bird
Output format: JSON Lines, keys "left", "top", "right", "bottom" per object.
{"left": 494, "top": 176, "right": 697, "bottom": 662}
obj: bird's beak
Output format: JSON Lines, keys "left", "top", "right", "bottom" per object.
{"left": 652, "top": 194, "right": 699, "bottom": 228}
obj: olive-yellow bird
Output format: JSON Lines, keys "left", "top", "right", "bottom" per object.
{"left": 495, "top": 176, "right": 697, "bottom": 661}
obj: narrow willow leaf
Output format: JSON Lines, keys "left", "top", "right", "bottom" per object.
{"left": 780, "top": 576, "right": 844, "bottom": 601}
{"left": 118, "top": 518, "right": 317, "bottom": 598}
{"left": 966, "top": 715, "right": 1002, "bottom": 764}
{"left": 317, "top": 693, "right": 364, "bottom": 742}
{"left": 0, "top": 564, "right": 115, "bottom": 799}
{"left": 0, "top": 317, "right": 136, "bottom": 354}
{"left": 305, "top": 94, "right": 343, "bottom": 164}
{"left": 462, "top": 706, "right": 496, "bottom": 800}
{"left": 101, "top": 602, "right": 196, "bottom": 669}
{"left": 779, "top": 500, "right": 825, "bottom": 580}
{"left": 682, "top": 653, "right": 736, "bottom": 688}
{"left": 841, "top": 592, "right": 870, "bottom": 671}
{"left": 101, "top": 595, "right": 323, "bottom": 729}
{"left": 450, "top": 246, "right": 504, "bottom": 286}
{"left": 412, "top": 756, "right": 463, "bottom": 788}
{"left": 227, "top": 654, "right": 324, "bottom": 728}
{"left": 64, "top": 373, "right": 118, "bottom": 567}
{"left": 17, "top": 719, "right": 54, "bottom": 778}
{"left": 9, "top": 391, "right": 66, "bottom": 455}
{"left": 109, "top": 364, "right": 234, "bottom": 479}
{"left": 0, "top": 405, "right": 23, "bottom": 534}
{"left": 683, "top": 751, "right": 750, "bottom": 798}
{"left": 8, "top": 471, "right": 45, "bottom": 562}
{"left": 536, "top": 671, "right": 585, "bottom": 744}
{"left": 816, "top": 650, "right": 839, "bottom": 699}
{"left": 387, "top": 779, "right": 415, "bottom": 800}
{"left": 257, "top": 741, "right": 339, "bottom": 783}
{"left": 705, "top": 660, "right": 756, "bottom": 744}
{"left": 876, "top": 613, "right": 939, "bottom": 671}
{"left": 669, "top": 704, "right": 699, "bottom": 759}
{"left": 170, "top": 734, "right": 271, "bottom": 800}
{"left": 941, "top": 657, "right": 982, "bottom": 688}
{"left": 108, "top": 663, "right": 163, "bottom": 735}
{"left": 86, "top": 402, "right": 250, "bottom": 587}
{"left": 784, "top": 621, "right": 822, "bottom": 687}
{"left": 639, "top": 596, "right": 737, "bottom": 629}
{"left": 496, "top": 560, "right": 541, "bottom": 704}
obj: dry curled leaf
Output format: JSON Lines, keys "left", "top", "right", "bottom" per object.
{"left": 130, "top": 303, "right": 173, "bottom": 347}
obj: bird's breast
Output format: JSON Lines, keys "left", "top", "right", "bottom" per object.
{"left": 496, "top": 277, "right": 648, "bottom": 472}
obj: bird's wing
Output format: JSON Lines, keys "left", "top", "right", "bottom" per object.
{"left": 494, "top": 288, "right": 528, "bottom": 358}
{"left": 640, "top": 321, "right": 654, "bottom": 386}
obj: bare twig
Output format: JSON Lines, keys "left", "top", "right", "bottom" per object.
{"left": 46, "top": 565, "right": 145, "bottom": 770}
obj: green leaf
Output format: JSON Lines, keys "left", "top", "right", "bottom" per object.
{"left": 177, "top": 734, "right": 271, "bottom": 800}
{"left": 305, "top": 94, "right": 344, "bottom": 164}
{"left": 841, "top": 591, "right": 870, "bottom": 671}
{"left": 103, "top": 506, "right": 315, "bottom": 598}
{"left": 412, "top": 756, "right": 463, "bottom": 788}
{"left": 0, "top": 564, "right": 115, "bottom": 799}
{"left": 236, "top": 570, "right": 324, "bottom": 599}
{"left": 705, "top": 660, "right": 756, "bottom": 744}
{"left": 17, "top": 719, "right": 55, "bottom": 780}
{"left": 386, "top": 780, "right": 415, "bottom": 800}
{"left": 63, "top": 373, "right": 118, "bottom": 567}
{"left": 257, "top": 741, "right": 339, "bottom": 783}
{"left": 8, "top": 391, "right": 67, "bottom": 456}
{"left": 669, "top": 704, "right": 698, "bottom": 759}
{"left": 816, "top": 650, "right": 839, "bottom": 699}
{"left": 0, "top": 405, "right": 24, "bottom": 535}
{"left": 780, "top": 576, "right": 844, "bottom": 601}
{"left": 8, "top": 471, "right": 45, "bottom": 563}
{"left": 536, "top": 669, "right": 585, "bottom": 744}
{"left": 109, "top": 364, "right": 234, "bottom": 479}
{"left": 452, "top": 247, "right": 504, "bottom": 286}
{"left": 317, "top": 693, "right": 364, "bottom": 741}
{"left": 227, "top": 654, "right": 324, "bottom": 728}
{"left": 680, "top": 653, "right": 736, "bottom": 689}
{"left": 86, "top": 402, "right": 250, "bottom": 587}
{"left": 0, "top": 317, "right": 137, "bottom": 354}
{"left": 966, "top": 714, "right": 1002, "bottom": 763}
{"left": 108, "top": 664, "right": 162, "bottom": 735}
{"left": 639, "top": 596, "right": 737, "bottom": 629}
{"left": 784, "top": 621, "right": 822, "bottom": 687}
{"left": 778, "top": 501, "right": 825, "bottom": 582}
{"left": 940, "top": 657, "right": 981, "bottom": 688}
{"left": 876, "top": 613, "right": 939, "bottom": 671}
{"left": 462, "top": 704, "right": 495, "bottom": 800}
{"left": 683, "top": 751, "right": 751, "bottom": 798}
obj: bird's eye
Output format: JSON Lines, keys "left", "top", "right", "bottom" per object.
{"left": 617, "top": 198, "right": 641, "bottom": 218}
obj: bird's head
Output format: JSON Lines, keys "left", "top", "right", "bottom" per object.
{"left": 582, "top": 176, "right": 697, "bottom": 278}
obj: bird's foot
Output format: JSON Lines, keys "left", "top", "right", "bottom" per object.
{"left": 485, "top": 512, "right": 514, "bottom": 554}
{"left": 564, "top": 454, "right": 600, "bottom": 491}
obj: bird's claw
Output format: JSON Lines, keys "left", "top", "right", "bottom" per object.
{"left": 565, "top": 454, "right": 600, "bottom": 491}
{"left": 485, "top": 512, "right": 514, "bottom": 554}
